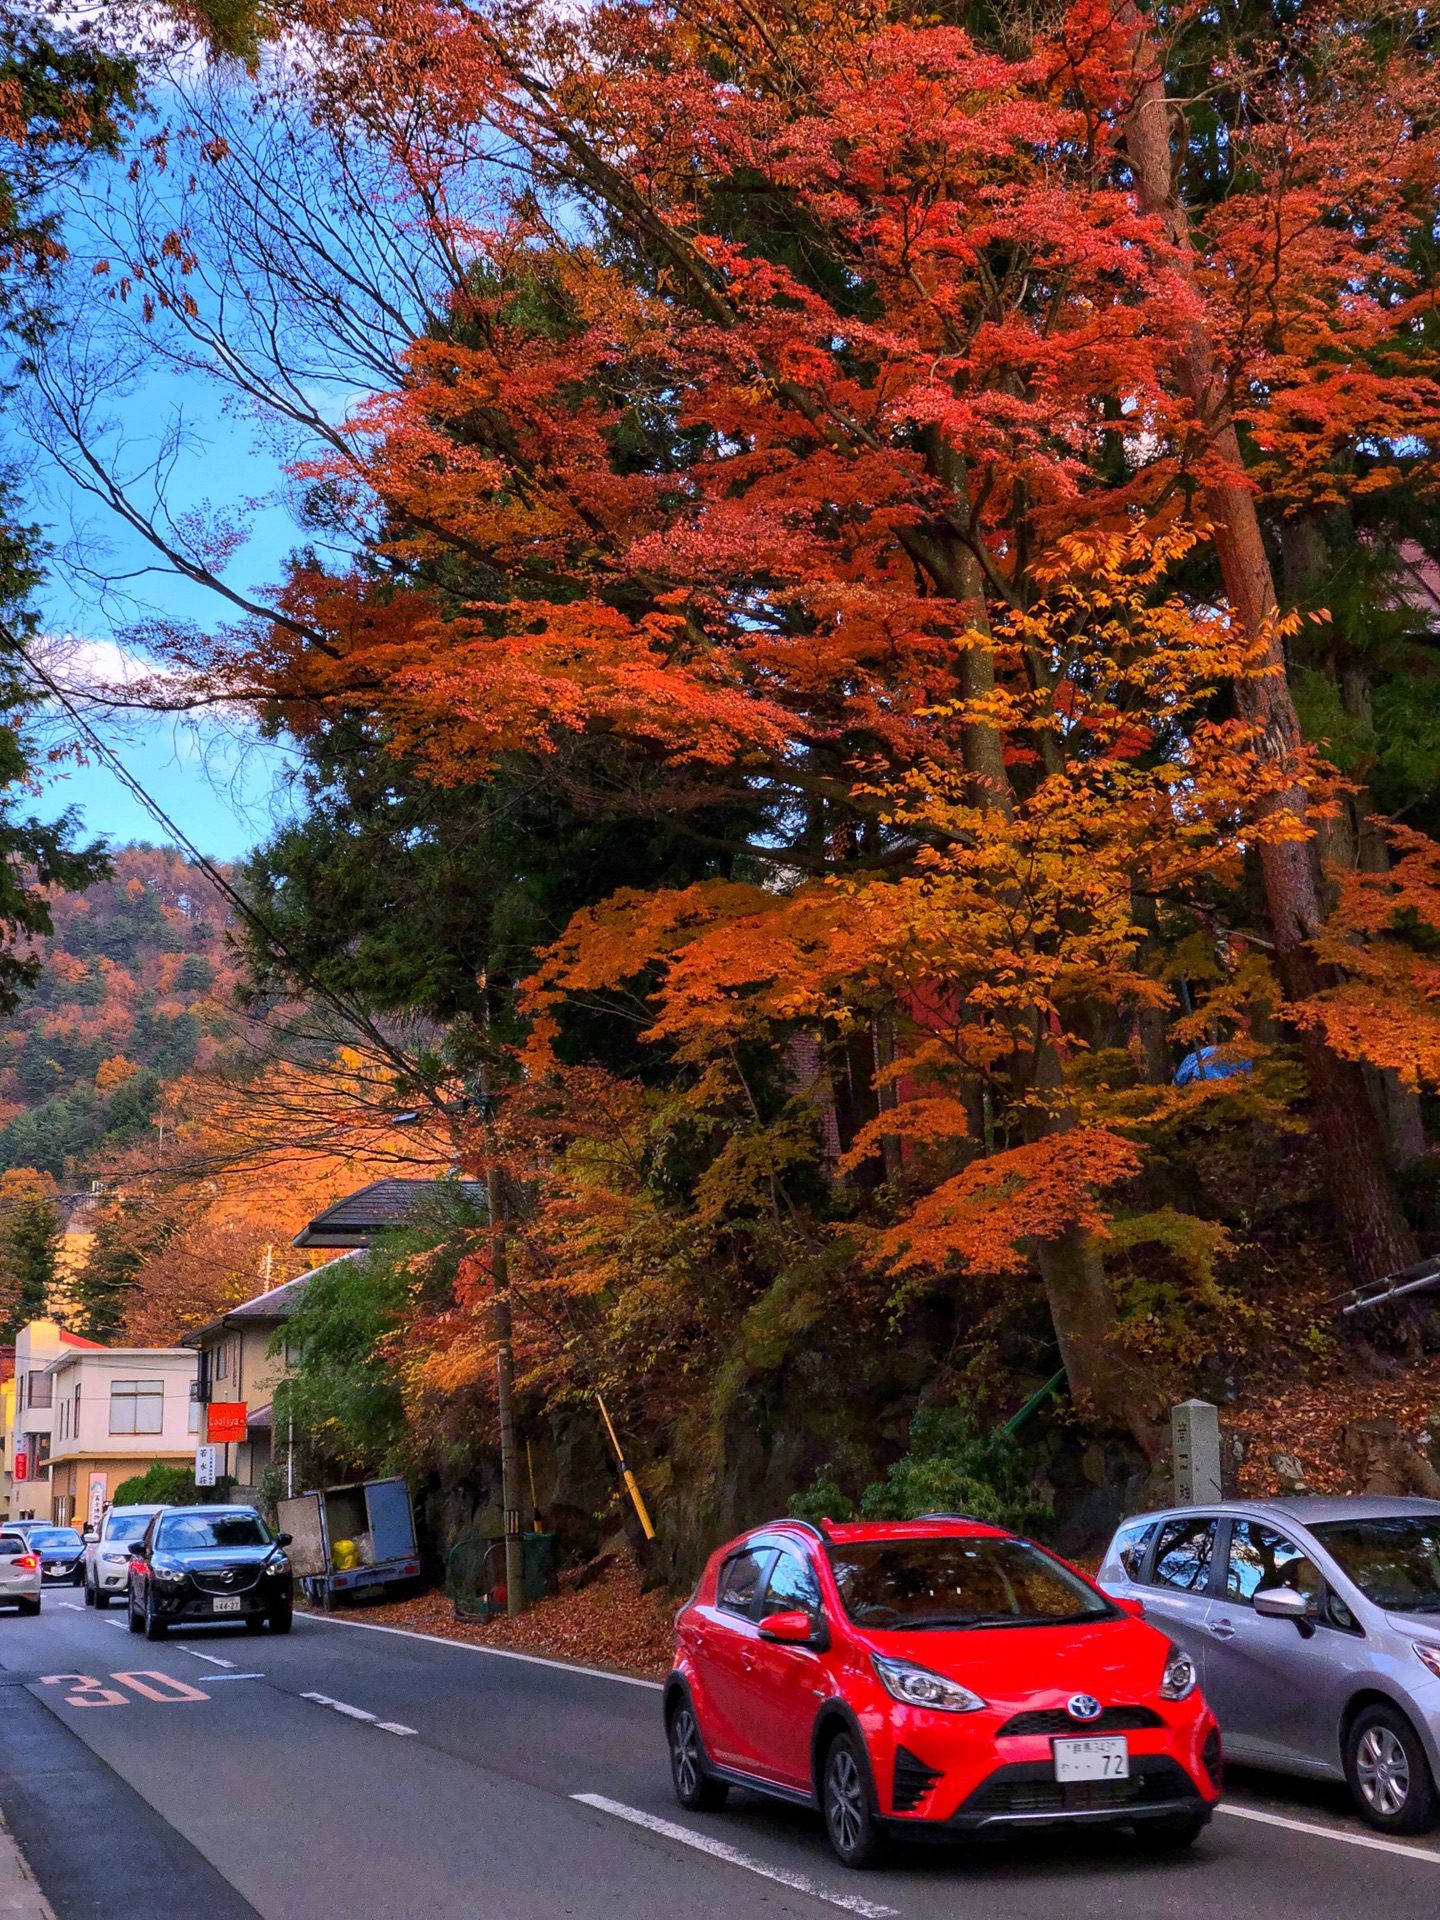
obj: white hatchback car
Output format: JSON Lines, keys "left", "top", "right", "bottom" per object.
{"left": 0, "top": 1530, "right": 42, "bottom": 1614}
{"left": 84, "top": 1504, "right": 168, "bottom": 1609}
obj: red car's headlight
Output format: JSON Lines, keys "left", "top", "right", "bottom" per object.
{"left": 872, "top": 1653, "right": 985, "bottom": 1712}
{"left": 1159, "top": 1644, "right": 1198, "bottom": 1700}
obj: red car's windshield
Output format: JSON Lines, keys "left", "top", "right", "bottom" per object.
{"left": 828, "top": 1535, "right": 1115, "bottom": 1630}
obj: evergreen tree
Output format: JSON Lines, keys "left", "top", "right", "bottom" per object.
{"left": 0, "top": 1167, "right": 59, "bottom": 1336}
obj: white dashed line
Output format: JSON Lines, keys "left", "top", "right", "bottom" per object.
{"left": 301, "top": 1691, "right": 416, "bottom": 1735}
{"left": 572, "top": 1795, "right": 898, "bottom": 1917}
{"left": 57, "top": 1602, "right": 83, "bottom": 1610}
{"left": 1220, "top": 1802, "right": 1440, "bottom": 1865}
{"left": 181, "top": 1649, "right": 237, "bottom": 1668}
{"left": 204, "top": 1673, "right": 267, "bottom": 1681}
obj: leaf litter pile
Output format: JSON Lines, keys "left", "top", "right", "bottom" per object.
{"left": 306, "top": 1554, "right": 678, "bottom": 1680}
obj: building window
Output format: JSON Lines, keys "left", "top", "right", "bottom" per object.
{"left": 26, "top": 1371, "right": 52, "bottom": 1409}
{"left": 30, "top": 1433, "right": 50, "bottom": 1467}
{"left": 214, "top": 1340, "right": 229, "bottom": 1381}
{"left": 110, "top": 1380, "right": 164, "bottom": 1435}
{"left": 187, "top": 1380, "right": 200, "bottom": 1434}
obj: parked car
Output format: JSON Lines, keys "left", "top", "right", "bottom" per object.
{"left": 127, "top": 1505, "right": 294, "bottom": 1641}
{"left": 665, "top": 1515, "right": 1222, "bottom": 1868}
{"left": 1097, "top": 1495, "right": 1440, "bottom": 1835}
{"left": 22, "top": 1525, "right": 87, "bottom": 1587}
{"left": 0, "top": 1532, "right": 41, "bottom": 1615}
{"left": 85, "top": 1504, "right": 168, "bottom": 1609}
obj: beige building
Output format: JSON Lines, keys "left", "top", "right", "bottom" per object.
{"left": 45, "top": 1345, "right": 199, "bottom": 1526}
{"left": 182, "top": 1267, "right": 326, "bottom": 1496}
{"left": 1, "top": 1321, "right": 197, "bottom": 1525}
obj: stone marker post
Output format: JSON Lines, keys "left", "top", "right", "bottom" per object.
{"left": 1172, "top": 1399, "right": 1223, "bottom": 1504}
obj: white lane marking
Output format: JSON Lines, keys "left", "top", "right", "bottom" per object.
{"left": 1220, "top": 1802, "right": 1440, "bottom": 1864}
{"left": 204, "top": 1673, "right": 267, "bottom": 1681}
{"left": 301, "top": 1690, "right": 416, "bottom": 1735}
{"left": 303, "top": 1690, "right": 375, "bottom": 1721}
{"left": 104, "top": 1618, "right": 128, "bottom": 1629}
{"left": 58, "top": 1602, "right": 83, "bottom": 1611}
{"left": 572, "top": 1794, "right": 898, "bottom": 1918}
{"left": 300, "top": 1612, "right": 663, "bottom": 1691}
{"left": 181, "top": 1649, "right": 237, "bottom": 1668}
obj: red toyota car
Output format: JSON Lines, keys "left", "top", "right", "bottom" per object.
{"left": 665, "top": 1515, "right": 1222, "bottom": 1867}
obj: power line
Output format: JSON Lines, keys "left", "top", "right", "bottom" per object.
{"left": 5, "top": 631, "right": 452, "bottom": 1116}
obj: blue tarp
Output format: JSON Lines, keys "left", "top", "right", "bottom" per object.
{"left": 1175, "top": 1045, "right": 1254, "bottom": 1086}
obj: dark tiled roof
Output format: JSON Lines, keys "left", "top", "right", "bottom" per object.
{"left": 291, "top": 1178, "right": 484, "bottom": 1249}
{"left": 179, "top": 1258, "right": 351, "bottom": 1346}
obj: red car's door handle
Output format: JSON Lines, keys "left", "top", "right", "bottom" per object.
{"left": 740, "top": 1650, "right": 757, "bottom": 1671}
{"left": 1207, "top": 1618, "right": 1236, "bottom": 1639}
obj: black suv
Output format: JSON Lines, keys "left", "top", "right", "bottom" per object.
{"left": 128, "top": 1505, "right": 293, "bottom": 1640}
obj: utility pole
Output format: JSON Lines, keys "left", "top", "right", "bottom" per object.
{"left": 488, "top": 1161, "right": 526, "bottom": 1616}
{"left": 478, "top": 1024, "right": 526, "bottom": 1618}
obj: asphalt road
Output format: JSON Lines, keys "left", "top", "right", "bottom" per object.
{"left": 4, "top": 1598, "right": 1440, "bottom": 1919}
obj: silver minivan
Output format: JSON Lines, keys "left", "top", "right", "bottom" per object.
{"left": 1098, "top": 1495, "right": 1440, "bottom": 1834}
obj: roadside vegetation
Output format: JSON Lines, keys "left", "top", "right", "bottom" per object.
{"left": 1, "top": 0, "right": 1440, "bottom": 1578}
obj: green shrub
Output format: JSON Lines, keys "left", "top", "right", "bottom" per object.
{"left": 789, "top": 1403, "right": 1050, "bottom": 1536}
{"left": 110, "top": 1462, "right": 216, "bottom": 1507}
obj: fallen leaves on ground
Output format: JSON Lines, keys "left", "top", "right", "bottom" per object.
{"left": 304, "top": 1556, "right": 678, "bottom": 1680}
{"left": 1231, "top": 1353, "right": 1440, "bottom": 1495}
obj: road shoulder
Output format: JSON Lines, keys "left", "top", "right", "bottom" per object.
{"left": 0, "top": 1676, "right": 262, "bottom": 1920}
{"left": 0, "top": 1810, "right": 53, "bottom": 1920}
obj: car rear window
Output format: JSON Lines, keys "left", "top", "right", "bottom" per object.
{"left": 827, "top": 1536, "right": 1114, "bottom": 1630}
{"left": 27, "top": 1529, "right": 82, "bottom": 1550}
{"left": 1309, "top": 1516, "right": 1440, "bottom": 1614}
{"left": 0, "top": 1536, "right": 30, "bottom": 1556}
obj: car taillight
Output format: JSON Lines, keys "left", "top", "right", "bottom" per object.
{"left": 16, "top": 1554, "right": 38, "bottom": 1570}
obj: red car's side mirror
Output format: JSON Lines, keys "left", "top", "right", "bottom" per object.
{"left": 758, "top": 1609, "right": 814, "bottom": 1644}
{"left": 1114, "top": 1595, "right": 1146, "bottom": 1619}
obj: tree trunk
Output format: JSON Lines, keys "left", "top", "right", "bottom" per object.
{"left": 1123, "top": 30, "right": 1417, "bottom": 1284}
{"left": 1035, "top": 1225, "right": 1161, "bottom": 1457}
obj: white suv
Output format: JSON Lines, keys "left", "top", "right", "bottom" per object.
{"left": 85, "top": 1504, "right": 168, "bottom": 1609}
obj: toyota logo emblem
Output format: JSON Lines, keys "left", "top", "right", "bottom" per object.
{"left": 1066, "top": 1693, "right": 1103, "bottom": 1722}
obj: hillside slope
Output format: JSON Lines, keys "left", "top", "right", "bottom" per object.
{"left": 0, "top": 845, "right": 238, "bottom": 1177}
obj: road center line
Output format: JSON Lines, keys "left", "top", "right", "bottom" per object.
{"left": 57, "top": 1601, "right": 83, "bottom": 1611}
{"left": 181, "top": 1649, "right": 237, "bottom": 1668}
{"left": 300, "top": 1691, "right": 417, "bottom": 1735}
{"left": 204, "top": 1673, "right": 267, "bottom": 1681}
{"left": 1220, "top": 1802, "right": 1440, "bottom": 1864}
{"left": 572, "top": 1794, "right": 898, "bottom": 1918}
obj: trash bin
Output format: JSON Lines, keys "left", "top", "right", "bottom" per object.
{"left": 447, "top": 1532, "right": 556, "bottom": 1619}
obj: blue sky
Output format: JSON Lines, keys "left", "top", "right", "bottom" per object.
{"left": 31, "top": 369, "right": 302, "bottom": 866}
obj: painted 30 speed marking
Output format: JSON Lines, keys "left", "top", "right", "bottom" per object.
{"left": 41, "top": 1671, "right": 210, "bottom": 1706}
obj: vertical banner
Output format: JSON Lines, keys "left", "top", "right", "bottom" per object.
{"left": 194, "top": 1444, "right": 219, "bottom": 1488}
{"left": 87, "top": 1473, "right": 107, "bottom": 1527}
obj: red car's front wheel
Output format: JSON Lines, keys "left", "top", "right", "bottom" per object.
{"left": 668, "top": 1701, "right": 728, "bottom": 1812}
{"left": 822, "top": 1733, "right": 885, "bottom": 1869}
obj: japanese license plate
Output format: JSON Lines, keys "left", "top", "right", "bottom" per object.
{"left": 210, "top": 1595, "right": 242, "bottom": 1614}
{"left": 1053, "top": 1735, "right": 1129, "bottom": 1781}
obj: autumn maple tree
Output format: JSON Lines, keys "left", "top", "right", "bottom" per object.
{"left": 59, "top": 0, "right": 1440, "bottom": 1460}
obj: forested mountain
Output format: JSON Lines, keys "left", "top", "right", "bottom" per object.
{"left": 0, "top": 847, "right": 237, "bottom": 1178}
